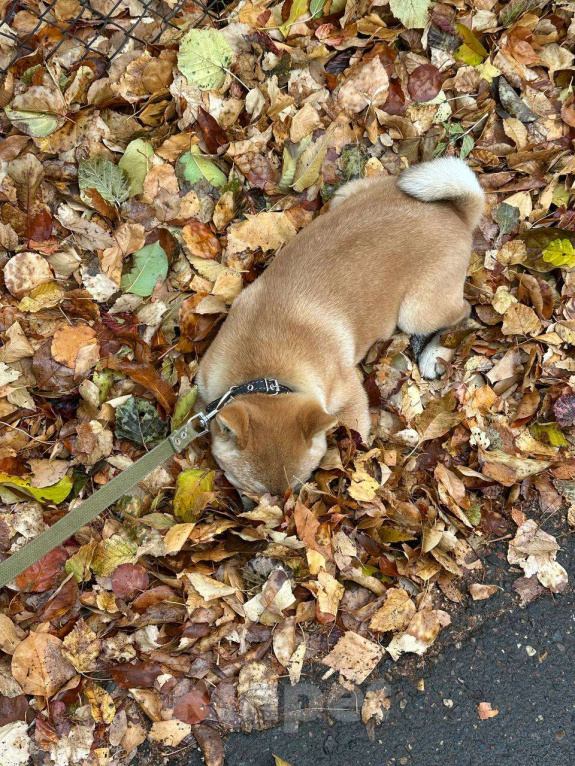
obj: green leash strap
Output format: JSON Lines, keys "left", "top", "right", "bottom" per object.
{"left": 0, "top": 418, "right": 204, "bottom": 590}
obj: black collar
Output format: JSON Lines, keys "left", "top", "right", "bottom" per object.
{"left": 196, "top": 378, "right": 292, "bottom": 432}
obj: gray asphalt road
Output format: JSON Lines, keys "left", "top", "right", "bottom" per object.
{"left": 186, "top": 535, "right": 574, "bottom": 766}
{"left": 137, "top": 530, "right": 574, "bottom": 766}
{"left": 228, "top": 585, "right": 574, "bottom": 766}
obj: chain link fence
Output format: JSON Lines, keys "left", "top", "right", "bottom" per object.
{"left": 0, "top": 0, "right": 225, "bottom": 75}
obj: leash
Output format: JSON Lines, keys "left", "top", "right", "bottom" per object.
{"left": 0, "top": 378, "right": 291, "bottom": 590}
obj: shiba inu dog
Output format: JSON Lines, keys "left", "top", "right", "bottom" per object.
{"left": 196, "top": 157, "right": 484, "bottom": 494}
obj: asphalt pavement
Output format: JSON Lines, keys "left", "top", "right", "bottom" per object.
{"left": 140, "top": 531, "right": 574, "bottom": 766}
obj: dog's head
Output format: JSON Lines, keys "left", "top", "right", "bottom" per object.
{"left": 210, "top": 393, "right": 336, "bottom": 495}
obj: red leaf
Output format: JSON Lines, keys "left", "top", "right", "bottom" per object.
{"left": 191, "top": 723, "right": 225, "bottom": 766}
{"left": 103, "top": 356, "right": 176, "bottom": 413}
{"left": 132, "top": 584, "right": 176, "bottom": 613}
{"left": 26, "top": 208, "right": 53, "bottom": 243}
{"left": 553, "top": 393, "right": 575, "bottom": 427}
{"left": 15, "top": 546, "right": 69, "bottom": 592}
{"left": 0, "top": 694, "right": 29, "bottom": 726}
{"left": 109, "top": 661, "right": 162, "bottom": 689}
{"left": 380, "top": 78, "right": 406, "bottom": 116}
{"left": 197, "top": 107, "right": 229, "bottom": 154}
{"left": 174, "top": 688, "right": 210, "bottom": 724}
{"left": 37, "top": 577, "right": 78, "bottom": 622}
{"left": 111, "top": 563, "right": 150, "bottom": 599}
{"left": 407, "top": 64, "right": 443, "bottom": 103}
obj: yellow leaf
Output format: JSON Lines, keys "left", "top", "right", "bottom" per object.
{"left": 0, "top": 472, "right": 73, "bottom": 504}
{"left": 164, "top": 522, "right": 196, "bottom": 554}
{"left": 62, "top": 619, "right": 101, "bottom": 672}
{"left": 455, "top": 24, "right": 488, "bottom": 66}
{"left": 542, "top": 238, "right": 575, "bottom": 268}
{"left": 173, "top": 469, "right": 216, "bottom": 522}
{"left": 90, "top": 535, "right": 138, "bottom": 577}
{"left": 279, "top": 0, "right": 309, "bottom": 37}
{"left": 65, "top": 540, "right": 98, "bottom": 582}
{"left": 18, "top": 282, "right": 65, "bottom": 313}
{"left": 347, "top": 469, "right": 379, "bottom": 502}
{"left": 477, "top": 61, "right": 501, "bottom": 83}
{"left": 84, "top": 680, "right": 115, "bottom": 724}
{"left": 292, "top": 129, "right": 332, "bottom": 192}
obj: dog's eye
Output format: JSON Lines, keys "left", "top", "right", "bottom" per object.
{"left": 220, "top": 424, "right": 233, "bottom": 436}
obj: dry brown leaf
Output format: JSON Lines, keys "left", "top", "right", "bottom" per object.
{"left": 469, "top": 584, "right": 500, "bottom": 601}
{"left": 478, "top": 701, "right": 499, "bottom": 720}
{"left": 4, "top": 253, "right": 53, "bottom": 297}
{"left": 227, "top": 212, "right": 297, "bottom": 255}
{"left": 501, "top": 303, "right": 542, "bottom": 336}
{"left": 51, "top": 324, "right": 98, "bottom": 369}
{"left": 369, "top": 587, "right": 416, "bottom": 633}
{"left": 322, "top": 631, "right": 384, "bottom": 684}
{"left": 12, "top": 632, "right": 76, "bottom": 697}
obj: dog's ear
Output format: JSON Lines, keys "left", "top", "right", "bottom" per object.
{"left": 215, "top": 403, "right": 249, "bottom": 446}
{"left": 298, "top": 399, "right": 337, "bottom": 441}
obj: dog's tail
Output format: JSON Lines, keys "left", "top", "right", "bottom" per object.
{"left": 397, "top": 157, "right": 485, "bottom": 230}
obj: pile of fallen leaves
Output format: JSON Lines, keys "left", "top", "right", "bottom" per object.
{"left": 0, "top": 0, "right": 574, "bottom": 763}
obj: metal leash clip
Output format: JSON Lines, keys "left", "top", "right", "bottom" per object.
{"left": 168, "top": 387, "right": 237, "bottom": 451}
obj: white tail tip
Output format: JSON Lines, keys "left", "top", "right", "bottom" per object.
{"left": 397, "top": 157, "right": 485, "bottom": 229}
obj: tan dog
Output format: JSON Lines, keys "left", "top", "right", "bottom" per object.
{"left": 196, "top": 158, "right": 484, "bottom": 494}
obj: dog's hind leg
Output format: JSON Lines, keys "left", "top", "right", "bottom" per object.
{"left": 399, "top": 295, "right": 470, "bottom": 380}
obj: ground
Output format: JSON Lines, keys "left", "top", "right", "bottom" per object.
{"left": 137, "top": 532, "right": 574, "bottom": 766}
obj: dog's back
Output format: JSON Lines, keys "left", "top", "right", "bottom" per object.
{"left": 196, "top": 158, "right": 484, "bottom": 492}
{"left": 198, "top": 157, "right": 484, "bottom": 402}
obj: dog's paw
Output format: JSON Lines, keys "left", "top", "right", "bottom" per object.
{"left": 418, "top": 337, "right": 454, "bottom": 380}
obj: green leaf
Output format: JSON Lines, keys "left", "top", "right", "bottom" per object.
{"left": 116, "top": 396, "right": 168, "bottom": 446}
{"left": 279, "top": 0, "right": 309, "bottom": 37}
{"left": 433, "top": 141, "right": 447, "bottom": 157}
{"left": 499, "top": 0, "right": 543, "bottom": 27}
{"left": 340, "top": 144, "right": 368, "bottom": 181}
{"left": 65, "top": 541, "right": 97, "bottom": 582}
{"left": 542, "top": 238, "right": 575, "bottom": 268}
{"left": 177, "top": 146, "right": 228, "bottom": 188}
{"left": 93, "top": 369, "right": 114, "bottom": 405}
{"left": 465, "top": 504, "right": 482, "bottom": 526}
{"left": 495, "top": 202, "right": 520, "bottom": 237}
{"left": 4, "top": 104, "right": 64, "bottom": 138}
{"left": 118, "top": 139, "right": 155, "bottom": 196}
{"left": 140, "top": 513, "right": 177, "bottom": 530}
{"left": 459, "top": 133, "right": 475, "bottom": 160}
{"left": 172, "top": 386, "right": 198, "bottom": 431}
{"left": 309, "top": 0, "right": 326, "bottom": 18}
{"left": 552, "top": 184, "right": 570, "bottom": 208}
{"left": 389, "top": 0, "right": 431, "bottom": 29}
{"left": 174, "top": 469, "right": 216, "bottom": 522}
{"left": 120, "top": 242, "right": 169, "bottom": 296}
{"left": 292, "top": 130, "right": 332, "bottom": 192}
{"left": 78, "top": 157, "right": 131, "bottom": 206}
{"left": 178, "top": 28, "right": 234, "bottom": 91}
{"left": 0, "top": 472, "right": 73, "bottom": 504}
{"left": 90, "top": 534, "right": 138, "bottom": 577}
